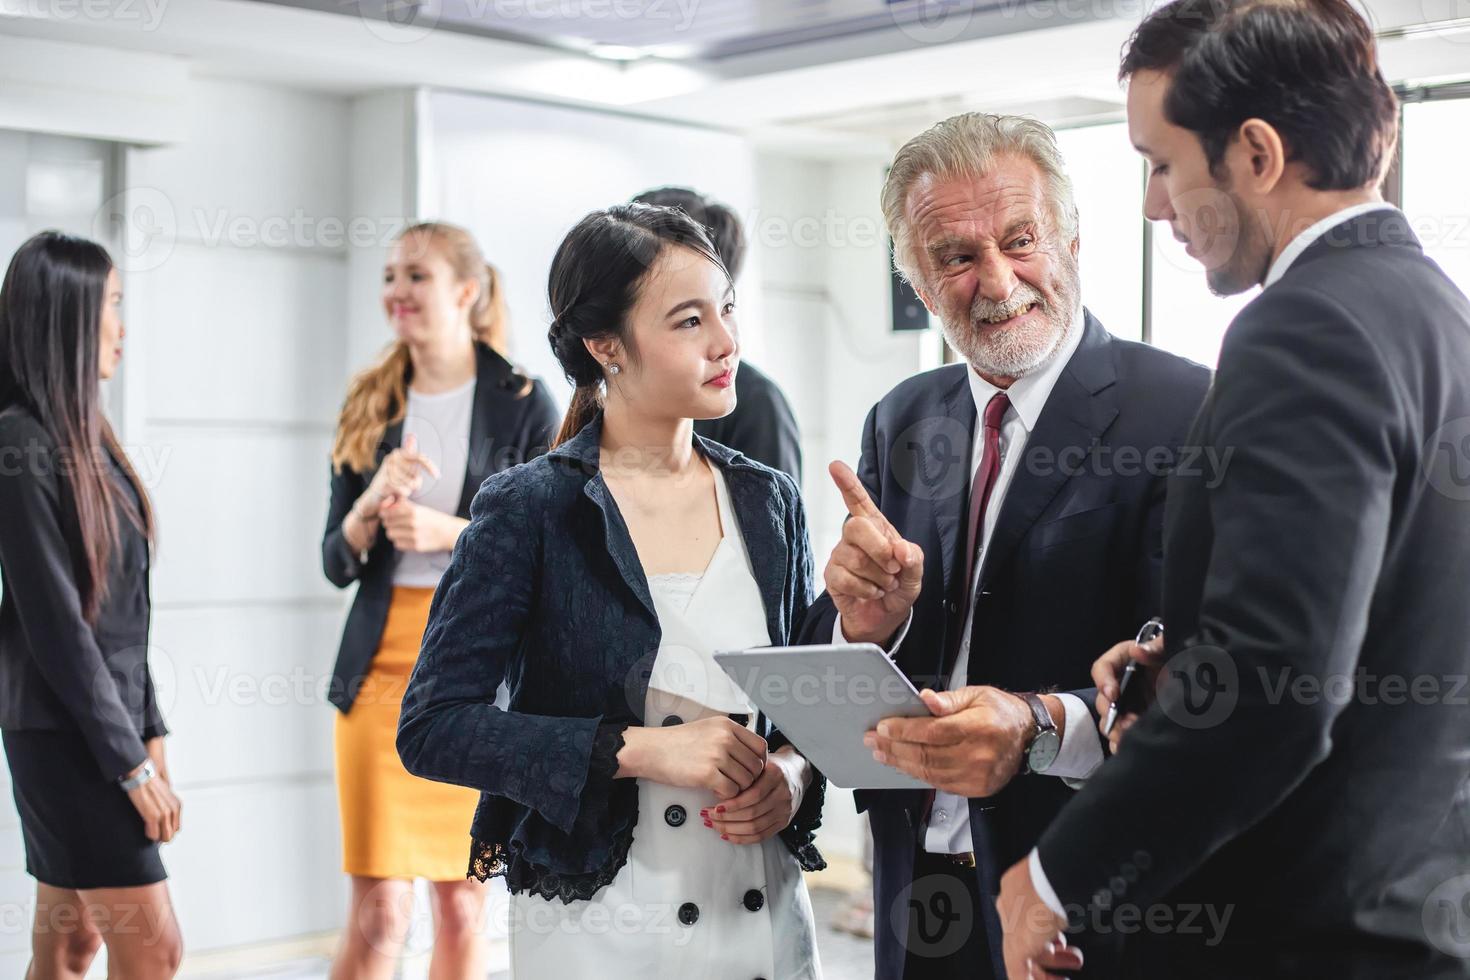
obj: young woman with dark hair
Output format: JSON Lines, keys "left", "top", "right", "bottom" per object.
{"left": 398, "top": 204, "right": 826, "bottom": 977}
{"left": 0, "top": 231, "right": 182, "bottom": 979}
{"left": 322, "top": 221, "right": 560, "bottom": 980}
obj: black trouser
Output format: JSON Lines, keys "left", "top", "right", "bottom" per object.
{"left": 900, "top": 848, "right": 1002, "bottom": 980}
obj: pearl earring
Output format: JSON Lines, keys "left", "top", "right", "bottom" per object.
{"left": 607, "top": 363, "right": 621, "bottom": 376}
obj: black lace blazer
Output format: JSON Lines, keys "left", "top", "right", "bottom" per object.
{"left": 396, "top": 413, "right": 826, "bottom": 902}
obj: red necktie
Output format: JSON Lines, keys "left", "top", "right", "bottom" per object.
{"left": 960, "top": 391, "right": 1012, "bottom": 609}
{"left": 922, "top": 391, "right": 1010, "bottom": 827}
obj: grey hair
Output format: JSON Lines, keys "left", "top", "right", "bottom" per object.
{"left": 881, "top": 112, "right": 1080, "bottom": 287}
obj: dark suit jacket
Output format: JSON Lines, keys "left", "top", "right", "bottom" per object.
{"left": 0, "top": 404, "right": 167, "bottom": 781}
{"left": 395, "top": 414, "right": 825, "bottom": 898}
{"left": 695, "top": 359, "right": 803, "bottom": 483}
{"left": 797, "top": 311, "right": 1211, "bottom": 979}
{"left": 321, "top": 342, "right": 561, "bottom": 713}
{"left": 1037, "top": 210, "right": 1470, "bottom": 978}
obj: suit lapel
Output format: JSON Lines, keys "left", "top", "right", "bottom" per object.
{"left": 934, "top": 372, "right": 976, "bottom": 608}
{"left": 977, "top": 313, "right": 1119, "bottom": 591}
{"left": 455, "top": 344, "right": 497, "bottom": 516}
{"left": 582, "top": 473, "right": 659, "bottom": 622}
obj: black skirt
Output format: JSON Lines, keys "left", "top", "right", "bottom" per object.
{"left": 3, "top": 728, "right": 167, "bottom": 889}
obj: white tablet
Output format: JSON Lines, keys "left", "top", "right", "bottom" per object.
{"left": 712, "top": 643, "right": 934, "bottom": 791}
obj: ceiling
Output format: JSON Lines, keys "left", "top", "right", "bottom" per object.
{"left": 252, "top": 0, "right": 1020, "bottom": 61}
{"left": 1, "top": 0, "right": 1466, "bottom": 156}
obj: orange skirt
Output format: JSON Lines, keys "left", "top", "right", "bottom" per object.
{"left": 334, "top": 586, "right": 480, "bottom": 880}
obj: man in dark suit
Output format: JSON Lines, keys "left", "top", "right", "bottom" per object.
{"left": 631, "top": 186, "right": 803, "bottom": 483}
{"left": 796, "top": 112, "right": 1211, "bottom": 979}
{"left": 999, "top": 1, "right": 1470, "bottom": 977}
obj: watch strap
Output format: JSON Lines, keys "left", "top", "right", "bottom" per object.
{"left": 1019, "top": 692, "right": 1057, "bottom": 775}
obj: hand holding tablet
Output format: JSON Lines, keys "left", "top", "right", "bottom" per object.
{"left": 713, "top": 643, "right": 934, "bottom": 790}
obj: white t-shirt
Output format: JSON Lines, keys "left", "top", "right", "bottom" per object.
{"left": 392, "top": 378, "right": 473, "bottom": 588}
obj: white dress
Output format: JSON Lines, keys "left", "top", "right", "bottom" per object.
{"left": 509, "top": 466, "right": 822, "bottom": 980}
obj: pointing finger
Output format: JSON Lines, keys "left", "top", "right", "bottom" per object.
{"left": 829, "top": 461, "right": 898, "bottom": 541}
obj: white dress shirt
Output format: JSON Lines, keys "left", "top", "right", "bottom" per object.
{"left": 1027, "top": 200, "right": 1401, "bottom": 918}
{"left": 393, "top": 379, "right": 473, "bottom": 588}
{"left": 836, "top": 304, "right": 1104, "bottom": 856}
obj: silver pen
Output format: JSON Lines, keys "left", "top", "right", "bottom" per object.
{"left": 1102, "top": 617, "right": 1165, "bottom": 737}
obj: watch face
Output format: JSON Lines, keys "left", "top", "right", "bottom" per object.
{"left": 1028, "top": 729, "right": 1062, "bottom": 773}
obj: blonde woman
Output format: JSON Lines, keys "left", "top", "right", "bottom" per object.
{"left": 321, "top": 222, "right": 560, "bottom": 979}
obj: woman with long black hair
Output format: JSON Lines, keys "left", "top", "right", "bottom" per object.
{"left": 398, "top": 204, "right": 826, "bottom": 977}
{"left": 0, "top": 231, "right": 182, "bottom": 979}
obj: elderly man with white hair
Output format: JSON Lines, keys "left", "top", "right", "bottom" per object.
{"left": 795, "top": 112, "right": 1211, "bottom": 979}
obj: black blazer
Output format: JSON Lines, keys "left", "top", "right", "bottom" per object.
{"left": 396, "top": 414, "right": 825, "bottom": 901}
{"left": 796, "top": 311, "right": 1211, "bottom": 980}
{"left": 1037, "top": 210, "right": 1470, "bottom": 978}
{"left": 322, "top": 342, "right": 561, "bottom": 713}
{"left": 694, "top": 359, "right": 803, "bottom": 483}
{"left": 0, "top": 404, "right": 167, "bottom": 781}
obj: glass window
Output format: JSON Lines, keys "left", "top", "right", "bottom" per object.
{"left": 1148, "top": 228, "right": 1254, "bottom": 368}
{"left": 1401, "top": 98, "right": 1470, "bottom": 298}
{"left": 1054, "top": 122, "right": 1146, "bottom": 342}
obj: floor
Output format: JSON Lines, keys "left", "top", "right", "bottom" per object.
{"left": 236, "top": 886, "right": 874, "bottom": 979}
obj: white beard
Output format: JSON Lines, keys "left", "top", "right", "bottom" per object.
{"left": 941, "top": 268, "right": 1081, "bottom": 380}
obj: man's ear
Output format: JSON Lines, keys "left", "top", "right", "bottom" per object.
{"left": 1236, "top": 118, "right": 1287, "bottom": 194}
{"left": 1070, "top": 234, "right": 1080, "bottom": 259}
{"left": 912, "top": 281, "right": 940, "bottom": 317}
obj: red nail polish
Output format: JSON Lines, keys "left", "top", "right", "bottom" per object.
{"left": 716, "top": 805, "right": 725, "bottom": 813}
{"left": 721, "top": 833, "right": 729, "bottom": 840}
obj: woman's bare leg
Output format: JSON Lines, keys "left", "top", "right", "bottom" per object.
{"left": 25, "top": 883, "right": 103, "bottom": 980}
{"left": 329, "top": 876, "right": 413, "bottom": 980}
{"left": 427, "top": 878, "right": 489, "bottom": 980}
{"left": 74, "top": 882, "right": 181, "bottom": 980}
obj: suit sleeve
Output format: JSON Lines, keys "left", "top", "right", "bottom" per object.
{"left": 321, "top": 459, "right": 371, "bottom": 589}
{"left": 748, "top": 380, "right": 804, "bottom": 485}
{"left": 1035, "top": 288, "right": 1403, "bottom": 923}
{"left": 0, "top": 422, "right": 150, "bottom": 780}
{"left": 796, "top": 403, "right": 882, "bottom": 646}
{"left": 396, "top": 473, "right": 611, "bottom": 834}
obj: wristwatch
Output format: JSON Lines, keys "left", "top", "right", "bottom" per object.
{"left": 1018, "top": 693, "right": 1061, "bottom": 775}
{"left": 118, "top": 759, "right": 156, "bottom": 792}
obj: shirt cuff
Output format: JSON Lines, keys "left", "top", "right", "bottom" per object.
{"left": 1029, "top": 847, "right": 1067, "bottom": 918}
{"left": 833, "top": 610, "right": 914, "bottom": 654}
{"left": 1046, "top": 693, "right": 1105, "bottom": 782}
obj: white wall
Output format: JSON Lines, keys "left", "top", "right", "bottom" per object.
{"left": 110, "top": 77, "right": 352, "bottom": 961}
{"left": 419, "top": 89, "right": 761, "bottom": 405}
